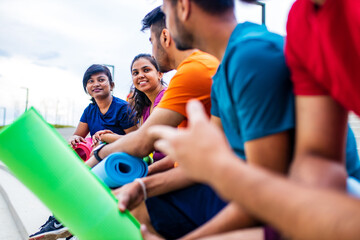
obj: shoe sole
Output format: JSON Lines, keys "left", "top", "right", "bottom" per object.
{"left": 29, "top": 228, "right": 71, "bottom": 240}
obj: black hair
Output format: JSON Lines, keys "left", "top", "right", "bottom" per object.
{"left": 169, "top": 0, "right": 256, "bottom": 14}
{"left": 141, "top": 6, "right": 166, "bottom": 38}
{"left": 82, "top": 64, "right": 113, "bottom": 104}
{"left": 129, "top": 54, "right": 166, "bottom": 123}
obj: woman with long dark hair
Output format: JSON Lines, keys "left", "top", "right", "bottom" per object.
{"left": 91, "top": 55, "right": 167, "bottom": 162}
{"left": 129, "top": 53, "right": 167, "bottom": 125}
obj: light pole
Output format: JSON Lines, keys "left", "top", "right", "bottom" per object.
{"left": 21, "top": 87, "right": 29, "bottom": 112}
{"left": 0, "top": 107, "right": 5, "bottom": 126}
{"left": 253, "top": 1, "right": 266, "bottom": 25}
{"left": 104, "top": 64, "right": 115, "bottom": 79}
{"left": 55, "top": 99, "right": 59, "bottom": 125}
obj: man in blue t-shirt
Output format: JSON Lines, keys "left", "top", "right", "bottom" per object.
{"left": 145, "top": 0, "right": 360, "bottom": 239}
{"left": 210, "top": 22, "right": 294, "bottom": 160}
{"left": 147, "top": 1, "right": 295, "bottom": 239}
{"left": 175, "top": 17, "right": 295, "bottom": 240}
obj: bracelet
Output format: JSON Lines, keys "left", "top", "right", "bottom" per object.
{"left": 93, "top": 143, "right": 106, "bottom": 162}
{"left": 134, "top": 178, "right": 147, "bottom": 201}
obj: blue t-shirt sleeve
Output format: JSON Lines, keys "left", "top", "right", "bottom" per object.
{"left": 346, "top": 125, "right": 360, "bottom": 179}
{"left": 80, "top": 104, "right": 90, "bottom": 123}
{"left": 229, "top": 40, "right": 295, "bottom": 141}
{"left": 211, "top": 85, "right": 220, "bottom": 117}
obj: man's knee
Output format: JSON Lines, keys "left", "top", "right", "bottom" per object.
{"left": 131, "top": 202, "right": 163, "bottom": 237}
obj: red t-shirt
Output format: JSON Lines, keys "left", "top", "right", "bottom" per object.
{"left": 285, "top": 0, "right": 360, "bottom": 115}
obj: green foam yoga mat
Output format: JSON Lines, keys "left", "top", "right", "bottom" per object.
{"left": 0, "top": 107, "right": 142, "bottom": 240}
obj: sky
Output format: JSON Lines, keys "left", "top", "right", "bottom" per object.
{"left": 0, "top": 0, "right": 295, "bottom": 126}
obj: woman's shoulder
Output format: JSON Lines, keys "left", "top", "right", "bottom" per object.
{"left": 110, "top": 96, "right": 132, "bottom": 114}
{"left": 153, "top": 88, "right": 167, "bottom": 107}
{"left": 83, "top": 102, "right": 96, "bottom": 112}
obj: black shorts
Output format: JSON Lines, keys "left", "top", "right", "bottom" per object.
{"left": 146, "top": 184, "right": 227, "bottom": 239}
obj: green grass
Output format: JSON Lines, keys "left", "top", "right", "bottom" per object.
{"left": 0, "top": 124, "right": 74, "bottom": 130}
{"left": 51, "top": 124, "right": 75, "bottom": 128}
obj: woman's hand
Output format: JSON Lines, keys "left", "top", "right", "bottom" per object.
{"left": 68, "top": 135, "right": 86, "bottom": 147}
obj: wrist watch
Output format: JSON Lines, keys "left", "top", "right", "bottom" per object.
{"left": 93, "top": 143, "right": 106, "bottom": 162}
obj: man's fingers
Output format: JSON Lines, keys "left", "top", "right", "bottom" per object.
{"left": 114, "top": 192, "right": 129, "bottom": 212}
{"left": 148, "top": 125, "right": 178, "bottom": 141}
{"left": 153, "top": 139, "right": 173, "bottom": 156}
{"left": 118, "top": 202, "right": 126, "bottom": 212}
{"left": 186, "top": 100, "right": 209, "bottom": 127}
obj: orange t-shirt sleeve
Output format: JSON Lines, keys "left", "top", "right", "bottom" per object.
{"left": 157, "top": 52, "right": 219, "bottom": 127}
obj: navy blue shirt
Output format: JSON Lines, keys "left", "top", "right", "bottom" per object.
{"left": 80, "top": 96, "right": 135, "bottom": 136}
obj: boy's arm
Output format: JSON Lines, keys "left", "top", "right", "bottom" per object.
{"left": 113, "top": 166, "right": 194, "bottom": 212}
{"left": 85, "top": 107, "right": 184, "bottom": 167}
{"left": 290, "top": 96, "right": 348, "bottom": 190}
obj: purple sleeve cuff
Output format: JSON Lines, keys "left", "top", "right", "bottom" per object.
{"left": 264, "top": 226, "right": 282, "bottom": 240}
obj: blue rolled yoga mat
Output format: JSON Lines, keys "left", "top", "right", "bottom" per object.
{"left": 92, "top": 152, "right": 148, "bottom": 188}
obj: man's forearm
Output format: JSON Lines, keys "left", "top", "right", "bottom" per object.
{"left": 144, "top": 167, "right": 194, "bottom": 198}
{"left": 147, "top": 157, "right": 175, "bottom": 175}
{"left": 99, "top": 128, "right": 154, "bottom": 159}
{"left": 181, "top": 202, "right": 258, "bottom": 240}
{"left": 85, "top": 129, "right": 154, "bottom": 168}
{"left": 209, "top": 159, "right": 360, "bottom": 240}
{"left": 290, "top": 154, "right": 347, "bottom": 190}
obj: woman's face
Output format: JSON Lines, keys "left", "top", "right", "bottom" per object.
{"left": 131, "top": 58, "right": 162, "bottom": 94}
{"left": 86, "top": 72, "right": 113, "bottom": 99}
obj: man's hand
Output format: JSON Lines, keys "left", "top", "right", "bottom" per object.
{"left": 112, "top": 180, "right": 145, "bottom": 212}
{"left": 148, "top": 100, "right": 237, "bottom": 184}
{"left": 92, "top": 129, "right": 113, "bottom": 146}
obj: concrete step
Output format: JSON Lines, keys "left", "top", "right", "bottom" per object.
{"left": 0, "top": 163, "right": 52, "bottom": 239}
{"left": 0, "top": 184, "right": 25, "bottom": 240}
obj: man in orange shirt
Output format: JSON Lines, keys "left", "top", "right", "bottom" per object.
{"left": 85, "top": 7, "right": 226, "bottom": 239}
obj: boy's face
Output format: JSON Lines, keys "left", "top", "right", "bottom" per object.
{"left": 162, "top": 0, "right": 194, "bottom": 50}
{"left": 149, "top": 27, "right": 172, "bottom": 73}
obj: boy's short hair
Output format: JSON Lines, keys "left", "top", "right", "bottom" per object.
{"left": 141, "top": 6, "right": 166, "bottom": 38}
{"left": 169, "top": 0, "right": 256, "bottom": 14}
